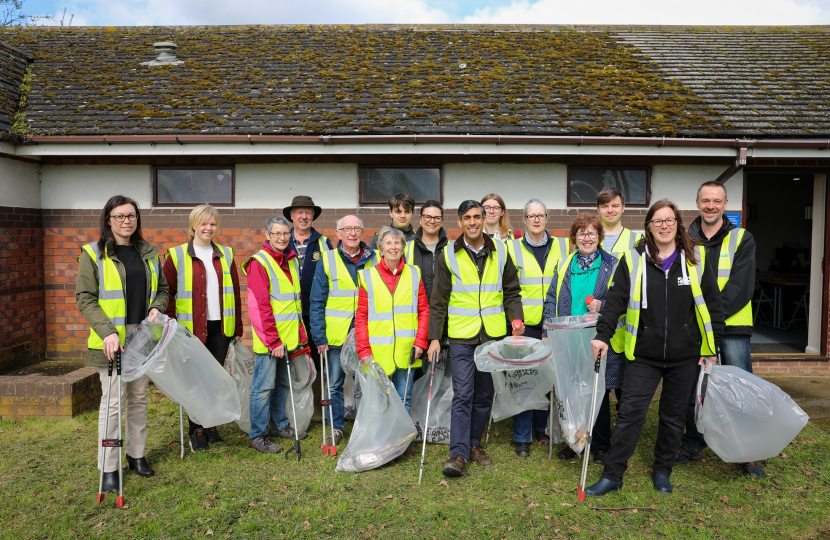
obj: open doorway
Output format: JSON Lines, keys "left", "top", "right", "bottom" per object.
{"left": 745, "top": 172, "right": 825, "bottom": 355}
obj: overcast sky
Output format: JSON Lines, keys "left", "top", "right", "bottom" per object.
{"left": 22, "top": 0, "right": 830, "bottom": 26}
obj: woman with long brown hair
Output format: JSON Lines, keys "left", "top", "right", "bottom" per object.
{"left": 480, "top": 193, "right": 515, "bottom": 242}
{"left": 584, "top": 199, "right": 725, "bottom": 497}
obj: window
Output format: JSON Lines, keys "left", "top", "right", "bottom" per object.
{"left": 154, "top": 167, "right": 235, "bottom": 207}
{"left": 567, "top": 166, "right": 651, "bottom": 207}
{"left": 359, "top": 167, "right": 442, "bottom": 206}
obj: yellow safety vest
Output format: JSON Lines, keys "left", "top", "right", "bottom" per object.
{"left": 167, "top": 243, "right": 236, "bottom": 338}
{"left": 321, "top": 249, "right": 376, "bottom": 347}
{"left": 243, "top": 250, "right": 304, "bottom": 353}
{"left": 608, "top": 228, "right": 643, "bottom": 256}
{"left": 718, "top": 229, "right": 753, "bottom": 327}
{"left": 80, "top": 243, "right": 159, "bottom": 349}
{"left": 506, "top": 236, "right": 570, "bottom": 325}
{"left": 445, "top": 241, "right": 508, "bottom": 340}
{"left": 358, "top": 264, "right": 422, "bottom": 374}
{"left": 615, "top": 247, "right": 716, "bottom": 360}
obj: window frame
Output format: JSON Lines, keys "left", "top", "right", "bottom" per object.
{"left": 567, "top": 165, "right": 652, "bottom": 208}
{"left": 153, "top": 166, "right": 236, "bottom": 208}
{"left": 358, "top": 165, "right": 444, "bottom": 207}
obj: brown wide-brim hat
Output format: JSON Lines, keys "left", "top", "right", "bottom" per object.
{"left": 283, "top": 195, "right": 322, "bottom": 221}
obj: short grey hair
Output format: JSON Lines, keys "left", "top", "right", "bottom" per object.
{"left": 524, "top": 199, "right": 547, "bottom": 216}
{"left": 265, "top": 215, "right": 291, "bottom": 234}
{"left": 376, "top": 226, "right": 406, "bottom": 252}
{"left": 336, "top": 215, "right": 364, "bottom": 230}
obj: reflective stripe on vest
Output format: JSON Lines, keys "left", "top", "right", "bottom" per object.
{"left": 359, "top": 264, "right": 422, "bottom": 374}
{"left": 169, "top": 243, "right": 236, "bottom": 338}
{"left": 717, "top": 228, "right": 753, "bottom": 327}
{"left": 445, "top": 241, "right": 508, "bottom": 339}
{"left": 507, "top": 236, "right": 570, "bottom": 325}
{"left": 243, "top": 251, "right": 303, "bottom": 353}
{"left": 404, "top": 240, "right": 415, "bottom": 265}
{"left": 610, "top": 228, "right": 643, "bottom": 255}
{"left": 321, "top": 249, "right": 376, "bottom": 347}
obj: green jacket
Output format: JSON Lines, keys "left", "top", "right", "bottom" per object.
{"left": 75, "top": 238, "right": 169, "bottom": 368}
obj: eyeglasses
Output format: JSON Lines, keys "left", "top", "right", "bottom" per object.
{"left": 110, "top": 214, "right": 137, "bottom": 223}
{"left": 268, "top": 231, "right": 291, "bottom": 239}
{"left": 525, "top": 214, "right": 547, "bottom": 221}
{"left": 576, "top": 231, "right": 598, "bottom": 239}
{"left": 338, "top": 227, "right": 363, "bottom": 234}
{"left": 649, "top": 218, "right": 678, "bottom": 227}
{"left": 421, "top": 215, "right": 442, "bottom": 223}
{"left": 482, "top": 205, "right": 502, "bottom": 214}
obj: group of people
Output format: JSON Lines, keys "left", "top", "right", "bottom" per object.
{"left": 77, "top": 180, "right": 760, "bottom": 497}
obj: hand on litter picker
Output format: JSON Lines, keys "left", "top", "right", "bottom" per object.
{"left": 102, "top": 332, "right": 123, "bottom": 361}
{"left": 317, "top": 344, "right": 329, "bottom": 354}
{"left": 427, "top": 340, "right": 441, "bottom": 363}
{"left": 412, "top": 346, "right": 424, "bottom": 360}
{"left": 270, "top": 344, "right": 286, "bottom": 358}
{"left": 698, "top": 356, "right": 717, "bottom": 370}
{"left": 590, "top": 339, "right": 608, "bottom": 360}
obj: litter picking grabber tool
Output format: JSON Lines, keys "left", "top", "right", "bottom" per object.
{"left": 97, "top": 350, "right": 124, "bottom": 507}
{"left": 418, "top": 350, "right": 438, "bottom": 484}
{"left": 547, "top": 386, "right": 555, "bottom": 460}
{"left": 284, "top": 356, "right": 302, "bottom": 462}
{"left": 166, "top": 404, "right": 186, "bottom": 457}
{"left": 577, "top": 350, "right": 603, "bottom": 502}
{"left": 321, "top": 350, "right": 329, "bottom": 456}
{"left": 402, "top": 348, "right": 416, "bottom": 409}
{"left": 322, "top": 350, "right": 338, "bottom": 457}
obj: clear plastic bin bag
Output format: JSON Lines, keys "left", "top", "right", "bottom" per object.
{"left": 335, "top": 361, "right": 418, "bottom": 472}
{"left": 123, "top": 316, "right": 241, "bottom": 428}
{"left": 695, "top": 364, "right": 809, "bottom": 463}
{"left": 410, "top": 351, "right": 453, "bottom": 444}
{"left": 340, "top": 329, "right": 359, "bottom": 377}
{"left": 283, "top": 351, "right": 317, "bottom": 434}
{"left": 473, "top": 336, "right": 552, "bottom": 372}
{"left": 544, "top": 317, "right": 605, "bottom": 454}
{"left": 490, "top": 363, "right": 556, "bottom": 422}
{"left": 343, "top": 373, "right": 356, "bottom": 420}
{"left": 224, "top": 339, "right": 256, "bottom": 433}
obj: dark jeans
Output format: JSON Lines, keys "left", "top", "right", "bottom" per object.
{"left": 189, "top": 320, "right": 232, "bottom": 435}
{"left": 448, "top": 343, "right": 494, "bottom": 459}
{"left": 593, "top": 388, "right": 622, "bottom": 452}
{"left": 602, "top": 360, "right": 699, "bottom": 482}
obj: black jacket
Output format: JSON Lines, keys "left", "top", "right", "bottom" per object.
{"left": 409, "top": 227, "right": 450, "bottom": 301}
{"left": 288, "top": 227, "right": 333, "bottom": 317}
{"left": 595, "top": 245, "right": 725, "bottom": 365}
{"left": 688, "top": 215, "right": 755, "bottom": 336}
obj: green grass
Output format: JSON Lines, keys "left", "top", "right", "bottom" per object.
{"left": 1, "top": 389, "right": 829, "bottom": 540}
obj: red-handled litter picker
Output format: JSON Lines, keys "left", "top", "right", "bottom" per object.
{"left": 485, "top": 320, "right": 524, "bottom": 444}
{"left": 285, "top": 355, "right": 302, "bottom": 462}
{"left": 418, "top": 350, "right": 438, "bottom": 484}
{"left": 321, "top": 350, "right": 337, "bottom": 457}
{"left": 97, "top": 351, "right": 124, "bottom": 507}
{"left": 577, "top": 350, "right": 603, "bottom": 502}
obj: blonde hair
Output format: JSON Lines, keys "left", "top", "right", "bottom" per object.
{"left": 189, "top": 205, "right": 221, "bottom": 240}
{"left": 481, "top": 193, "right": 513, "bottom": 238}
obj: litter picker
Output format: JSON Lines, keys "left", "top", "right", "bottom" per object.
{"left": 418, "top": 350, "right": 438, "bottom": 484}
{"left": 402, "top": 348, "right": 416, "bottom": 410}
{"left": 321, "top": 350, "right": 329, "bottom": 456}
{"left": 577, "top": 350, "right": 603, "bottom": 502}
{"left": 484, "top": 319, "right": 523, "bottom": 445}
{"left": 284, "top": 355, "right": 302, "bottom": 462}
{"left": 96, "top": 350, "right": 125, "bottom": 507}
{"left": 322, "top": 350, "right": 337, "bottom": 457}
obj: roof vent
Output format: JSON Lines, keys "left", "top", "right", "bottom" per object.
{"left": 141, "top": 42, "right": 184, "bottom": 66}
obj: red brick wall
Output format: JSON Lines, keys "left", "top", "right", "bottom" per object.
{"left": 0, "top": 206, "right": 46, "bottom": 369}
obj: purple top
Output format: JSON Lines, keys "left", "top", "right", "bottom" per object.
{"left": 658, "top": 249, "right": 679, "bottom": 271}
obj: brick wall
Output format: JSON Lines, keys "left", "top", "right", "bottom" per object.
{"left": 0, "top": 206, "right": 46, "bottom": 370}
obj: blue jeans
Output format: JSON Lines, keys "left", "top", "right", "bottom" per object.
{"left": 322, "top": 346, "right": 347, "bottom": 432}
{"left": 390, "top": 366, "right": 415, "bottom": 414}
{"left": 249, "top": 353, "right": 289, "bottom": 440}
{"left": 513, "top": 408, "right": 550, "bottom": 443}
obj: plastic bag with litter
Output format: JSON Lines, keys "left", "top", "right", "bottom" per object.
{"left": 335, "top": 361, "right": 418, "bottom": 472}
{"left": 695, "top": 364, "right": 809, "bottom": 463}
{"left": 410, "top": 352, "right": 453, "bottom": 444}
{"left": 224, "top": 339, "right": 256, "bottom": 433}
{"left": 122, "top": 315, "right": 241, "bottom": 428}
{"left": 544, "top": 315, "right": 605, "bottom": 454}
{"left": 340, "top": 330, "right": 361, "bottom": 414}
{"left": 283, "top": 349, "right": 317, "bottom": 434}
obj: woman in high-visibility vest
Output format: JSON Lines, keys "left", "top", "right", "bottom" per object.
{"left": 481, "top": 193, "right": 516, "bottom": 242}
{"left": 162, "top": 204, "right": 243, "bottom": 452}
{"left": 585, "top": 199, "right": 725, "bottom": 498}
{"left": 76, "top": 195, "right": 169, "bottom": 493}
{"left": 355, "top": 227, "right": 429, "bottom": 419}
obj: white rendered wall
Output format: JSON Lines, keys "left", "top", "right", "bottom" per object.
{"left": 235, "top": 163, "right": 358, "bottom": 209}
{"left": 0, "top": 157, "right": 40, "bottom": 208}
{"left": 443, "top": 163, "right": 568, "bottom": 209}
{"left": 40, "top": 165, "right": 152, "bottom": 209}
{"left": 650, "top": 165, "right": 743, "bottom": 211}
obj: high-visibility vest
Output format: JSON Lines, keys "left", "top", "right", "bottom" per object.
{"left": 358, "top": 263, "right": 422, "bottom": 374}
{"left": 404, "top": 240, "right": 416, "bottom": 264}
{"left": 80, "top": 242, "right": 159, "bottom": 349}
{"left": 445, "top": 241, "right": 508, "bottom": 339}
{"left": 320, "top": 249, "right": 376, "bottom": 347}
{"left": 608, "top": 228, "right": 643, "bottom": 256}
{"left": 506, "top": 236, "right": 570, "bottom": 325}
{"left": 167, "top": 243, "right": 236, "bottom": 338}
{"left": 243, "top": 250, "right": 303, "bottom": 353}
{"left": 550, "top": 251, "right": 610, "bottom": 317}
{"left": 717, "top": 229, "right": 753, "bottom": 327}
{"left": 614, "top": 246, "right": 716, "bottom": 360}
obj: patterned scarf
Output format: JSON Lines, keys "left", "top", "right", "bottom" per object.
{"left": 576, "top": 250, "right": 600, "bottom": 271}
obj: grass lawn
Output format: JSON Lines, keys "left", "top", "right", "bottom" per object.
{"left": 1, "top": 388, "right": 828, "bottom": 540}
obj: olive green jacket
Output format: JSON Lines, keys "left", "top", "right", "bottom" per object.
{"left": 75, "top": 238, "right": 169, "bottom": 368}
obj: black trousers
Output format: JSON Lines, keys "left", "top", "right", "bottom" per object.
{"left": 189, "top": 320, "right": 232, "bottom": 434}
{"left": 601, "top": 359, "right": 699, "bottom": 482}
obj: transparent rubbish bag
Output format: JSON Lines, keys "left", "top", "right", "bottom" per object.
{"left": 123, "top": 315, "right": 241, "bottom": 428}
{"left": 343, "top": 374, "right": 356, "bottom": 420}
{"left": 283, "top": 349, "right": 317, "bottom": 433}
{"left": 224, "top": 339, "right": 256, "bottom": 433}
{"left": 474, "top": 336, "right": 555, "bottom": 422}
{"left": 335, "top": 361, "right": 418, "bottom": 473}
{"left": 544, "top": 316, "right": 605, "bottom": 454}
{"left": 340, "top": 330, "right": 361, "bottom": 414}
{"left": 695, "top": 364, "right": 809, "bottom": 463}
{"left": 410, "top": 352, "right": 453, "bottom": 444}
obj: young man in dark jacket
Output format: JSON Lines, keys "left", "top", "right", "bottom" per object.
{"left": 369, "top": 192, "right": 417, "bottom": 249}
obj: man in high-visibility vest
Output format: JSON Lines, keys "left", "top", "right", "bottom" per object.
{"left": 428, "top": 200, "right": 524, "bottom": 478}
{"left": 310, "top": 214, "right": 378, "bottom": 448}
{"left": 597, "top": 188, "right": 643, "bottom": 257}
{"left": 677, "top": 180, "right": 763, "bottom": 478}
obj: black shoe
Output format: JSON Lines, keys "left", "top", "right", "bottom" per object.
{"left": 674, "top": 446, "right": 705, "bottom": 466}
{"left": 557, "top": 445, "right": 577, "bottom": 460}
{"left": 652, "top": 474, "right": 672, "bottom": 494}
{"left": 514, "top": 442, "right": 531, "bottom": 457}
{"left": 592, "top": 450, "right": 607, "bottom": 465}
{"left": 126, "top": 455, "right": 155, "bottom": 477}
{"left": 189, "top": 429, "right": 210, "bottom": 452}
{"left": 742, "top": 461, "right": 766, "bottom": 479}
{"left": 584, "top": 478, "right": 623, "bottom": 497}
{"left": 534, "top": 431, "right": 550, "bottom": 445}
{"left": 206, "top": 427, "right": 224, "bottom": 444}
{"left": 101, "top": 471, "right": 119, "bottom": 493}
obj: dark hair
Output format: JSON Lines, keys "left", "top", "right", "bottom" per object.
{"left": 696, "top": 181, "right": 727, "bottom": 200}
{"left": 643, "top": 199, "right": 699, "bottom": 266}
{"left": 569, "top": 212, "right": 605, "bottom": 247}
{"left": 480, "top": 193, "right": 513, "bottom": 238}
{"left": 457, "top": 199, "right": 484, "bottom": 218}
{"left": 420, "top": 199, "right": 443, "bottom": 216}
{"left": 596, "top": 188, "right": 625, "bottom": 207}
{"left": 97, "top": 195, "right": 144, "bottom": 256}
{"left": 388, "top": 192, "right": 415, "bottom": 212}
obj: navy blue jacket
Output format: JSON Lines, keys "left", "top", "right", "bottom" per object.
{"left": 288, "top": 227, "right": 333, "bottom": 317}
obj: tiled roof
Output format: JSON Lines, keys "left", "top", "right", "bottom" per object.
{"left": 0, "top": 42, "right": 30, "bottom": 136}
{"left": 0, "top": 25, "right": 828, "bottom": 138}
